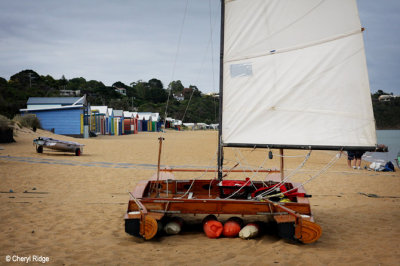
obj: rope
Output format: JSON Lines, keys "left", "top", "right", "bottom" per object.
{"left": 260, "top": 152, "right": 341, "bottom": 200}
{"left": 163, "top": 0, "right": 189, "bottom": 130}
{"left": 223, "top": 150, "right": 312, "bottom": 200}
{"left": 222, "top": 149, "right": 272, "bottom": 200}
{"left": 181, "top": 0, "right": 218, "bottom": 123}
{"left": 174, "top": 148, "right": 218, "bottom": 199}
{"left": 257, "top": 150, "right": 312, "bottom": 198}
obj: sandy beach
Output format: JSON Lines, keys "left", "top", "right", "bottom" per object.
{"left": 0, "top": 128, "right": 399, "bottom": 265}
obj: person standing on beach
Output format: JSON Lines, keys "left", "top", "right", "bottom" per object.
{"left": 347, "top": 151, "right": 355, "bottom": 168}
{"left": 353, "top": 150, "right": 365, "bottom": 169}
{"left": 347, "top": 150, "right": 365, "bottom": 169}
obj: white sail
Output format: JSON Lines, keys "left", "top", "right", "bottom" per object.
{"left": 222, "top": 0, "right": 377, "bottom": 149}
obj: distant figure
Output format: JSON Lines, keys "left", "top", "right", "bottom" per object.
{"left": 347, "top": 151, "right": 355, "bottom": 168}
{"left": 347, "top": 150, "right": 365, "bottom": 169}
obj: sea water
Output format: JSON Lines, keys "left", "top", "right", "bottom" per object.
{"left": 364, "top": 130, "right": 400, "bottom": 165}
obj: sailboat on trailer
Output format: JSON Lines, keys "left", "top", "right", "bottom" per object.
{"left": 124, "top": 0, "right": 377, "bottom": 243}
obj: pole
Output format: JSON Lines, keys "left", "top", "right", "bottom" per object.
{"left": 280, "top": 149, "right": 284, "bottom": 181}
{"left": 217, "top": 0, "right": 225, "bottom": 181}
{"left": 156, "top": 137, "right": 165, "bottom": 197}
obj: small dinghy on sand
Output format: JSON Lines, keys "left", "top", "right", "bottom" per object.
{"left": 33, "top": 137, "right": 84, "bottom": 156}
{"left": 124, "top": 0, "right": 381, "bottom": 244}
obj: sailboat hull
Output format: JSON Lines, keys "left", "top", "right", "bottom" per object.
{"left": 33, "top": 137, "right": 84, "bottom": 156}
{"left": 124, "top": 177, "right": 321, "bottom": 243}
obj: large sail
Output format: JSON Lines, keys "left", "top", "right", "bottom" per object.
{"left": 221, "top": 0, "right": 377, "bottom": 150}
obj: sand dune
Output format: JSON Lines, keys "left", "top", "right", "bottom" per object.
{"left": 0, "top": 128, "right": 399, "bottom": 265}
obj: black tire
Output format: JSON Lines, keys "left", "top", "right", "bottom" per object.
{"left": 36, "top": 146, "right": 43, "bottom": 153}
{"left": 75, "top": 148, "right": 81, "bottom": 156}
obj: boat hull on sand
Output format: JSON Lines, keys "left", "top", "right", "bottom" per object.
{"left": 33, "top": 137, "right": 84, "bottom": 156}
{"left": 124, "top": 177, "right": 322, "bottom": 243}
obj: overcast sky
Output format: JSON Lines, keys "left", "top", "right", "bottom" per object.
{"left": 0, "top": 0, "right": 399, "bottom": 95}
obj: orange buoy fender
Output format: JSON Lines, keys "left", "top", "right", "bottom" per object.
{"left": 223, "top": 217, "right": 243, "bottom": 238}
{"left": 202, "top": 215, "right": 223, "bottom": 238}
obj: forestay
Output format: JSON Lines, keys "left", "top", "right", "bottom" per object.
{"left": 222, "top": 0, "right": 377, "bottom": 150}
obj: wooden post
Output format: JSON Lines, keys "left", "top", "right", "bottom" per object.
{"left": 156, "top": 137, "right": 165, "bottom": 197}
{"left": 280, "top": 148, "right": 284, "bottom": 181}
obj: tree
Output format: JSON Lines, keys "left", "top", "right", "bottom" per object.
{"left": 10, "top": 70, "right": 39, "bottom": 88}
{"left": 59, "top": 75, "right": 68, "bottom": 90}
{"left": 134, "top": 81, "right": 150, "bottom": 100}
{"left": 148, "top": 78, "right": 163, "bottom": 90}
{"left": 183, "top": 85, "right": 201, "bottom": 100}
{"left": 66, "top": 77, "right": 87, "bottom": 90}
{"left": 148, "top": 78, "right": 167, "bottom": 103}
{"left": 86, "top": 80, "right": 105, "bottom": 91}
{"left": 112, "top": 81, "right": 129, "bottom": 89}
{"left": 169, "top": 80, "right": 184, "bottom": 94}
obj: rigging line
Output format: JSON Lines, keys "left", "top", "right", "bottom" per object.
{"left": 236, "top": 148, "right": 271, "bottom": 181}
{"left": 223, "top": 158, "right": 271, "bottom": 171}
{"left": 223, "top": 149, "right": 270, "bottom": 195}
{"left": 222, "top": 162, "right": 239, "bottom": 178}
{"left": 233, "top": 149, "right": 254, "bottom": 179}
{"left": 257, "top": 150, "right": 312, "bottom": 197}
{"left": 174, "top": 147, "right": 218, "bottom": 199}
{"left": 259, "top": 150, "right": 312, "bottom": 197}
{"left": 261, "top": 152, "right": 340, "bottom": 200}
{"left": 163, "top": 0, "right": 190, "bottom": 130}
{"left": 209, "top": 0, "right": 217, "bottom": 123}
{"left": 181, "top": 0, "right": 218, "bottom": 123}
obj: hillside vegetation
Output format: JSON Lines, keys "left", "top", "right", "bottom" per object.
{"left": 0, "top": 70, "right": 398, "bottom": 129}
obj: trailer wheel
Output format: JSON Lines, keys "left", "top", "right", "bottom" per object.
{"left": 75, "top": 148, "right": 81, "bottom": 156}
{"left": 36, "top": 146, "right": 43, "bottom": 153}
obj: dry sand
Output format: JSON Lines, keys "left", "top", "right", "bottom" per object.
{"left": 0, "top": 128, "right": 399, "bottom": 265}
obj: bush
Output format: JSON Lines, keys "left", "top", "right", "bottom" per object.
{"left": 12, "top": 114, "right": 41, "bottom": 129}
{"left": 0, "top": 115, "right": 15, "bottom": 143}
{"left": 0, "top": 115, "right": 13, "bottom": 129}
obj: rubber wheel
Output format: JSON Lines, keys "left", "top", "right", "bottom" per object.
{"left": 142, "top": 216, "right": 158, "bottom": 240}
{"left": 75, "top": 148, "right": 81, "bottom": 156}
{"left": 299, "top": 220, "right": 322, "bottom": 244}
{"left": 36, "top": 146, "right": 43, "bottom": 153}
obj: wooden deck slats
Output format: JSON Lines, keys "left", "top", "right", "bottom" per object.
{"left": 128, "top": 179, "right": 313, "bottom": 218}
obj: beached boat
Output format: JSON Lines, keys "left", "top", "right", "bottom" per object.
{"left": 124, "top": 0, "right": 377, "bottom": 243}
{"left": 33, "top": 137, "right": 84, "bottom": 156}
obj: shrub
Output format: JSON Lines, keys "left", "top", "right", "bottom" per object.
{"left": 12, "top": 114, "right": 41, "bottom": 129}
{"left": 0, "top": 115, "right": 15, "bottom": 143}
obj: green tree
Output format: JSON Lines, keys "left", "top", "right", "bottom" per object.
{"left": 147, "top": 78, "right": 167, "bottom": 103}
{"left": 59, "top": 75, "right": 68, "bottom": 90}
{"left": 66, "top": 77, "right": 87, "bottom": 90}
{"left": 169, "top": 80, "right": 184, "bottom": 94}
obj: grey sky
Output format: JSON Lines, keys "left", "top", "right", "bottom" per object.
{"left": 0, "top": 0, "right": 399, "bottom": 95}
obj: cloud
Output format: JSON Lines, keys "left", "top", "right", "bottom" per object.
{"left": 0, "top": 0, "right": 398, "bottom": 95}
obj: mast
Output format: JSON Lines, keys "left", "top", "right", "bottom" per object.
{"left": 217, "top": 0, "right": 225, "bottom": 181}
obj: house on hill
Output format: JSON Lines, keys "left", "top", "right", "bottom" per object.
{"left": 378, "top": 94, "right": 399, "bottom": 102}
{"left": 20, "top": 96, "right": 89, "bottom": 137}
